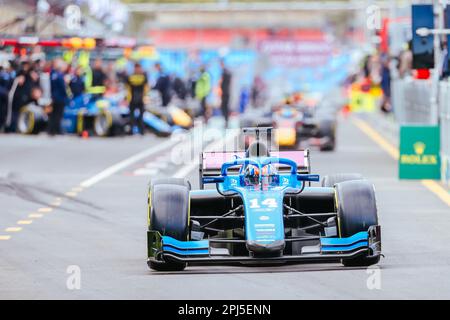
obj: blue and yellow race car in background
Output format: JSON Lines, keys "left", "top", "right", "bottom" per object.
{"left": 147, "top": 128, "right": 381, "bottom": 271}
{"left": 17, "top": 93, "right": 174, "bottom": 137}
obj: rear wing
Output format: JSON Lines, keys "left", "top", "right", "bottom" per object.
{"left": 199, "top": 150, "right": 311, "bottom": 189}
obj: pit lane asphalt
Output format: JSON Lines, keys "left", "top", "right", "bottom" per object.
{"left": 1, "top": 116, "right": 450, "bottom": 299}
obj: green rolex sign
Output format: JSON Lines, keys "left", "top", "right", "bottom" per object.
{"left": 399, "top": 126, "right": 441, "bottom": 179}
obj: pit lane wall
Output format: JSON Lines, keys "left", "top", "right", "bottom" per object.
{"left": 439, "top": 82, "right": 450, "bottom": 187}
{"left": 392, "top": 78, "right": 450, "bottom": 187}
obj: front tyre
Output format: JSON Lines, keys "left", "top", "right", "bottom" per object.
{"left": 147, "top": 178, "right": 191, "bottom": 271}
{"left": 335, "top": 180, "right": 380, "bottom": 267}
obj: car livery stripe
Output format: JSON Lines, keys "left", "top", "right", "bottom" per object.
{"left": 162, "top": 236, "right": 209, "bottom": 250}
{"left": 320, "top": 231, "right": 368, "bottom": 247}
{"left": 162, "top": 247, "right": 209, "bottom": 256}
{"left": 321, "top": 241, "right": 369, "bottom": 252}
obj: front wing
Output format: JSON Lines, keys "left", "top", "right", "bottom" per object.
{"left": 147, "top": 226, "right": 381, "bottom": 264}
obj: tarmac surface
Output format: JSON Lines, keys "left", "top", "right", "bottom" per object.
{"left": 1, "top": 115, "right": 450, "bottom": 299}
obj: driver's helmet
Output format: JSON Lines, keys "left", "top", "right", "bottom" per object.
{"left": 244, "top": 164, "right": 278, "bottom": 186}
{"left": 244, "top": 165, "right": 260, "bottom": 186}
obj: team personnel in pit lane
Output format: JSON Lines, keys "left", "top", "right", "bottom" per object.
{"left": 195, "top": 66, "right": 211, "bottom": 124}
{"left": 69, "top": 66, "right": 86, "bottom": 99}
{"left": 220, "top": 60, "right": 232, "bottom": 128}
{"left": 0, "top": 62, "right": 13, "bottom": 131}
{"left": 153, "top": 63, "right": 172, "bottom": 107}
{"left": 126, "top": 63, "right": 149, "bottom": 135}
{"left": 49, "top": 59, "right": 69, "bottom": 136}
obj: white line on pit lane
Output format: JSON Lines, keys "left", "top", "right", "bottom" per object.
{"left": 80, "top": 136, "right": 183, "bottom": 188}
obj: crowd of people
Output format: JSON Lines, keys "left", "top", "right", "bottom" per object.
{"left": 0, "top": 51, "right": 236, "bottom": 136}
{"left": 0, "top": 54, "right": 116, "bottom": 135}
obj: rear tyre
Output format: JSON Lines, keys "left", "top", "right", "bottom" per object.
{"left": 17, "top": 105, "right": 46, "bottom": 134}
{"left": 148, "top": 178, "right": 191, "bottom": 271}
{"left": 322, "top": 173, "right": 364, "bottom": 188}
{"left": 94, "top": 110, "right": 122, "bottom": 137}
{"left": 335, "top": 180, "right": 380, "bottom": 267}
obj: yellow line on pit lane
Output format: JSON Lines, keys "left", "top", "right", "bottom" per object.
{"left": 422, "top": 180, "right": 450, "bottom": 207}
{"left": 29, "top": 213, "right": 43, "bottom": 218}
{"left": 65, "top": 191, "right": 77, "bottom": 197}
{"left": 17, "top": 220, "right": 33, "bottom": 225}
{"left": 352, "top": 117, "right": 450, "bottom": 207}
{"left": 0, "top": 188, "right": 83, "bottom": 241}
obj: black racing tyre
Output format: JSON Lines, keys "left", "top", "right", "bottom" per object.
{"left": 94, "top": 110, "right": 122, "bottom": 137}
{"left": 322, "top": 173, "right": 364, "bottom": 188}
{"left": 148, "top": 178, "right": 191, "bottom": 271}
{"left": 318, "top": 119, "right": 336, "bottom": 152}
{"left": 335, "top": 180, "right": 380, "bottom": 267}
{"left": 17, "top": 105, "right": 47, "bottom": 134}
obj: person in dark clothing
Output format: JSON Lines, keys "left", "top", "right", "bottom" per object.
{"left": 188, "top": 74, "right": 196, "bottom": 99}
{"left": 380, "top": 56, "right": 392, "bottom": 113}
{"left": 172, "top": 76, "right": 188, "bottom": 101}
{"left": 49, "top": 59, "right": 68, "bottom": 135}
{"left": 126, "top": 63, "right": 149, "bottom": 135}
{"left": 70, "top": 67, "right": 85, "bottom": 99}
{"left": 92, "top": 59, "right": 107, "bottom": 88}
{"left": 153, "top": 63, "right": 172, "bottom": 107}
{"left": 220, "top": 60, "right": 232, "bottom": 127}
{"left": 251, "top": 75, "right": 267, "bottom": 108}
{"left": 0, "top": 64, "right": 13, "bottom": 131}
{"left": 7, "top": 62, "right": 37, "bottom": 132}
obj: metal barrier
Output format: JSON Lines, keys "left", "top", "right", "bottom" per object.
{"left": 392, "top": 77, "right": 436, "bottom": 125}
{"left": 392, "top": 77, "right": 450, "bottom": 185}
{"left": 440, "top": 82, "right": 450, "bottom": 187}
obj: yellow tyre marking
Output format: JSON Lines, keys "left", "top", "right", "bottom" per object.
{"left": 334, "top": 189, "right": 342, "bottom": 238}
{"left": 5, "top": 227, "right": 22, "bottom": 232}
{"left": 65, "top": 191, "right": 77, "bottom": 197}
{"left": 147, "top": 191, "right": 151, "bottom": 227}
{"left": 0, "top": 235, "right": 11, "bottom": 240}
{"left": 38, "top": 207, "right": 53, "bottom": 213}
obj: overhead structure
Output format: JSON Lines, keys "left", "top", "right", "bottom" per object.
{"left": 127, "top": 1, "right": 393, "bottom": 13}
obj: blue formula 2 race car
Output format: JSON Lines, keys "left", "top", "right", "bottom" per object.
{"left": 18, "top": 93, "right": 174, "bottom": 137}
{"left": 147, "top": 128, "right": 381, "bottom": 271}
{"left": 17, "top": 94, "right": 126, "bottom": 136}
